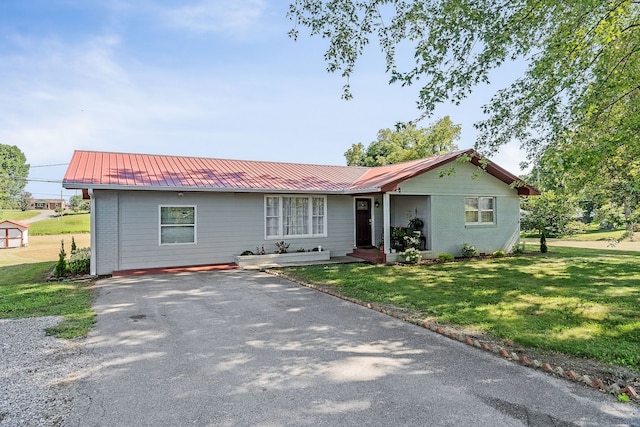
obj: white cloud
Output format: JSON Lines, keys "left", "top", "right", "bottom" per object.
{"left": 159, "top": 0, "right": 267, "bottom": 35}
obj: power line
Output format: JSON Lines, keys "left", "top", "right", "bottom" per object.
{"left": 30, "top": 163, "right": 69, "bottom": 168}
{"left": 24, "top": 178, "right": 64, "bottom": 183}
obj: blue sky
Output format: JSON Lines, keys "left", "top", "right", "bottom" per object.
{"left": 0, "top": 0, "right": 527, "bottom": 200}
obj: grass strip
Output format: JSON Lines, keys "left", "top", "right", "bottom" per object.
{"left": 0, "top": 262, "right": 95, "bottom": 338}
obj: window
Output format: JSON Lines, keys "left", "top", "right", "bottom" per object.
{"left": 160, "top": 206, "right": 196, "bottom": 244}
{"left": 465, "top": 197, "right": 495, "bottom": 225}
{"left": 265, "top": 195, "right": 327, "bottom": 238}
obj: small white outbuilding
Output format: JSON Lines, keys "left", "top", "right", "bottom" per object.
{"left": 0, "top": 220, "right": 29, "bottom": 249}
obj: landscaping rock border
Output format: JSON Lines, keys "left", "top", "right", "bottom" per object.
{"left": 271, "top": 270, "right": 639, "bottom": 404}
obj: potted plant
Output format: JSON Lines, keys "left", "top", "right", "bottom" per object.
{"left": 408, "top": 217, "right": 424, "bottom": 230}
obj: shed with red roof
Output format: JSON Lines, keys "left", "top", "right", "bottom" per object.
{"left": 63, "top": 149, "right": 538, "bottom": 275}
{"left": 0, "top": 220, "right": 29, "bottom": 249}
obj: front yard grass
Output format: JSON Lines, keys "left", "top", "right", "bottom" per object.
{"left": 0, "top": 261, "right": 95, "bottom": 338}
{"left": 282, "top": 247, "right": 640, "bottom": 371}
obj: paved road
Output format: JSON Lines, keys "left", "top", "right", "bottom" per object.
{"left": 66, "top": 270, "right": 638, "bottom": 426}
{"left": 546, "top": 239, "right": 640, "bottom": 251}
{"left": 21, "top": 210, "right": 56, "bottom": 224}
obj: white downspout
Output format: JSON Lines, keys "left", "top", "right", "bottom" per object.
{"left": 89, "top": 189, "right": 96, "bottom": 276}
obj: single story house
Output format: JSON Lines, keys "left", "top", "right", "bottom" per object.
{"left": 0, "top": 219, "right": 29, "bottom": 249}
{"left": 31, "top": 199, "right": 66, "bottom": 210}
{"left": 62, "top": 149, "right": 539, "bottom": 275}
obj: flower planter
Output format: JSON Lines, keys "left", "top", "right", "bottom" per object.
{"left": 236, "top": 250, "right": 331, "bottom": 268}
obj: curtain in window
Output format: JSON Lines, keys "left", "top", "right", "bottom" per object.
{"left": 265, "top": 197, "right": 280, "bottom": 237}
{"left": 283, "top": 197, "right": 309, "bottom": 235}
{"left": 312, "top": 197, "right": 325, "bottom": 235}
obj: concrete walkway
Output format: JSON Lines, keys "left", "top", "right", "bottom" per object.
{"left": 66, "top": 270, "right": 638, "bottom": 426}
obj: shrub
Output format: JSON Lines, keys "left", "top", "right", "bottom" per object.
{"left": 67, "top": 248, "right": 91, "bottom": 275}
{"left": 492, "top": 250, "right": 506, "bottom": 258}
{"left": 513, "top": 241, "right": 526, "bottom": 254}
{"left": 461, "top": 243, "right": 479, "bottom": 258}
{"left": 399, "top": 247, "right": 422, "bottom": 263}
{"left": 54, "top": 240, "right": 67, "bottom": 278}
{"left": 240, "top": 250, "right": 254, "bottom": 256}
{"left": 437, "top": 253, "right": 454, "bottom": 262}
{"left": 274, "top": 241, "right": 290, "bottom": 254}
{"left": 564, "top": 220, "right": 586, "bottom": 235}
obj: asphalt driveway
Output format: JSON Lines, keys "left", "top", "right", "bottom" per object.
{"left": 66, "top": 270, "right": 638, "bottom": 426}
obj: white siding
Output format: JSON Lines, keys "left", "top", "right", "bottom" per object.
{"left": 398, "top": 161, "right": 517, "bottom": 196}
{"left": 396, "top": 162, "right": 521, "bottom": 256}
{"left": 94, "top": 191, "right": 119, "bottom": 275}
{"left": 93, "top": 190, "right": 355, "bottom": 274}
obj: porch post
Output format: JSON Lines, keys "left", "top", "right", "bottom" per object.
{"left": 383, "top": 192, "right": 391, "bottom": 254}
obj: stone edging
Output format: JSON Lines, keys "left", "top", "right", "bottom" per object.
{"left": 270, "top": 270, "right": 638, "bottom": 403}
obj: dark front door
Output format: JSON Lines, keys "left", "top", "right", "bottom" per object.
{"left": 355, "top": 198, "right": 372, "bottom": 247}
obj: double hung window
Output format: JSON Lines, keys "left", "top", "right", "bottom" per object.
{"left": 160, "top": 206, "right": 196, "bottom": 244}
{"left": 265, "top": 195, "right": 327, "bottom": 238}
{"left": 464, "top": 197, "right": 495, "bottom": 225}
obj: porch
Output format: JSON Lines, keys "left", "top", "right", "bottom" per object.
{"left": 354, "top": 194, "right": 432, "bottom": 259}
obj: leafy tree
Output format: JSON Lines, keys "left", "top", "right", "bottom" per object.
{"left": 344, "top": 116, "right": 460, "bottom": 166}
{"left": 69, "top": 194, "right": 90, "bottom": 212}
{"left": 18, "top": 191, "right": 33, "bottom": 211}
{"left": 0, "top": 144, "right": 30, "bottom": 208}
{"left": 521, "top": 190, "right": 579, "bottom": 239}
{"left": 288, "top": 1, "right": 640, "bottom": 163}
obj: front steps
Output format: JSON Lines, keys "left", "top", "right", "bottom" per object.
{"left": 349, "top": 247, "right": 386, "bottom": 264}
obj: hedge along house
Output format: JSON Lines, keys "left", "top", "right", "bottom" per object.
{"left": 62, "top": 149, "right": 539, "bottom": 275}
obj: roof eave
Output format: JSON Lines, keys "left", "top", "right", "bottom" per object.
{"left": 62, "top": 182, "right": 348, "bottom": 195}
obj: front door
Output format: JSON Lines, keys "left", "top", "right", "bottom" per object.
{"left": 355, "top": 198, "right": 372, "bottom": 247}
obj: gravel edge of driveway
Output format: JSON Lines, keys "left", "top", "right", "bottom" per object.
{"left": 0, "top": 317, "right": 89, "bottom": 426}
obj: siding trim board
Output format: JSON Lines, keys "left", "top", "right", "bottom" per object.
{"left": 67, "top": 150, "right": 537, "bottom": 275}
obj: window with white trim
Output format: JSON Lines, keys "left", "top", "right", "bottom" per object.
{"left": 265, "top": 195, "right": 327, "bottom": 238}
{"left": 464, "top": 197, "right": 495, "bottom": 225}
{"left": 160, "top": 206, "right": 196, "bottom": 244}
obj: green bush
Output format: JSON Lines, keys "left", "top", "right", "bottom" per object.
{"left": 461, "top": 243, "right": 479, "bottom": 258}
{"left": 513, "top": 241, "right": 526, "bottom": 254}
{"left": 492, "top": 250, "right": 506, "bottom": 258}
{"left": 54, "top": 240, "right": 67, "bottom": 278}
{"left": 67, "top": 248, "right": 91, "bottom": 275}
{"left": 240, "top": 250, "right": 254, "bottom": 256}
{"left": 437, "top": 253, "right": 454, "bottom": 262}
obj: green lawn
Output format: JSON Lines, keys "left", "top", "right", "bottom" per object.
{"left": 0, "top": 210, "right": 39, "bottom": 221}
{"left": 28, "top": 213, "right": 90, "bottom": 235}
{"left": 282, "top": 247, "right": 640, "bottom": 370}
{"left": 0, "top": 262, "right": 95, "bottom": 338}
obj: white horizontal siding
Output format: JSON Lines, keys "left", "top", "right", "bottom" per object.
{"left": 430, "top": 195, "right": 520, "bottom": 256}
{"left": 93, "top": 191, "right": 119, "bottom": 275}
{"left": 94, "top": 190, "right": 355, "bottom": 273}
{"left": 393, "top": 162, "right": 521, "bottom": 257}
{"left": 397, "top": 161, "right": 517, "bottom": 196}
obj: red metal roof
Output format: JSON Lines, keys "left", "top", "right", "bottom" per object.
{"left": 0, "top": 220, "right": 30, "bottom": 229}
{"left": 63, "top": 150, "right": 539, "bottom": 195}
